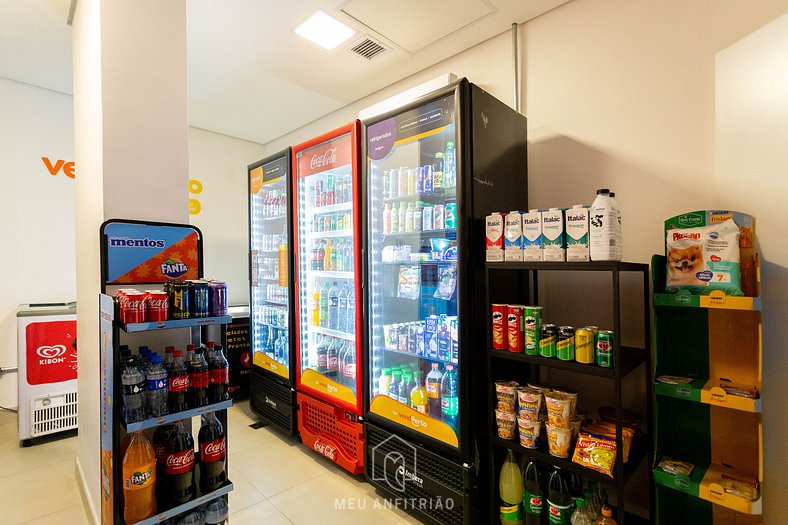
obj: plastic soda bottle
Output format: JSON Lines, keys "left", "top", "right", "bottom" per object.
{"left": 548, "top": 467, "right": 573, "bottom": 525}
{"left": 426, "top": 363, "right": 443, "bottom": 416}
{"left": 571, "top": 498, "right": 595, "bottom": 525}
{"left": 390, "top": 370, "right": 402, "bottom": 401}
{"left": 440, "top": 364, "right": 459, "bottom": 427}
{"left": 122, "top": 431, "right": 157, "bottom": 522}
{"left": 312, "top": 281, "right": 321, "bottom": 326}
{"left": 444, "top": 141, "right": 456, "bottom": 188}
{"left": 500, "top": 449, "right": 524, "bottom": 525}
{"left": 122, "top": 355, "right": 146, "bottom": 423}
{"left": 410, "top": 370, "right": 429, "bottom": 414}
{"left": 378, "top": 368, "right": 392, "bottom": 396}
{"left": 204, "top": 497, "right": 229, "bottom": 525}
{"left": 146, "top": 353, "right": 168, "bottom": 418}
{"left": 596, "top": 506, "right": 616, "bottom": 525}
{"left": 523, "top": 460, "right": 544, "bottom": 525}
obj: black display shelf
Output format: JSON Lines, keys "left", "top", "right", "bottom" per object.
{"left": 486, "top": 261, "right": 648, "bottom": 272}
{"left": 491, "top": 434, "right": 648, "bottom": 487}
{"left": 122, "top": 400, "right": 233, "bottom": 432}
{"left": 130, "top": 481, "right": 234, "bottom": 525}
{"left": 489, "top": 346, "right": 647, "bottom": 379}
{"left": 121, "top": 315, "right": 232, "bottom": 333}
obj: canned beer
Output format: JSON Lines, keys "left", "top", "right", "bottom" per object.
{"left": 491, "top": 304, "right": 507, "bottom": 350}
{"left": 507, "top": 305, "right": 525, "bottom": 353}
{"left": 539, "top": 324, "right": 558, "bottom": 358}
{"left": 575, "top": 327, "right": 596, "bottom": 364}
{"left": 169, "top": 281, "right": 190, "bottom": 319}
{"left": 146, "top": 290, "right": 169, "bottom": 322}
{"left": 596, "top": 330, "right": 615, "bottom": 368}
{"left": 557, "top": 326, "right": 575, "bottom": 361}
{"left": 189, "top": 280, "right": 210, "bottom": 318}
{"left": 524, "top": 306, "right": 542, "bottom": 355}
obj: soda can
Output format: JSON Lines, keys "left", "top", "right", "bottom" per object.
{"left": 523, "top": 306, "right": 542, "bottom": 355}
{"left": 416, "top": 166, "right": 424, "bottom": 193}
{"left": 491, "top": 304, "right": 507, "bottom": 350}
{"left": 575, "top": 327, "right": 596, "bottom": 364}
{"left": 423, "top": 164, "right": 434, "bottom": 192}
{"left": 189, "top": 280, "right": 210, "bottom": 318}
{"left": 423, "top": 205, "right": 434, "bottom": 231}
{"left": 433, "top": 204, "right": 445, "bottom": 230}
{"left": 146, "top": 290, "right": 169, "bottom": 322}
{"left": 596, "top": 330, "right": 615, "bottom": 368}
{"left": 557, "top": 326, "right": 575, "bottom": 361}
{"left": 416, "top": 322, "right": 425, "bottom": 356}
{"left": 445, "top": 202, "right": 457, "bottom": 230}
{"left": 507, "top": 305, "right": 525, "bottom": 353}
{"left": 124, "top": 291, "right": 147, "bottom": 324}
{"left": 208, "top": 280, "right": 228, "bottom": 317}
{"left": 425, "top": 315, "right": 439, "bottom": 358}
{"left": 539, "top": 324, "right": 558, "bottom": 358}
{"left": 169, "top": 282, "right": 190, "bottom": 319}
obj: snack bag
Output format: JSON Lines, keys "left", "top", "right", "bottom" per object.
{"left": 397, "top": 266, "right": 421, "bottom": 300}
{"left": 572, "top": 431, "right": 617, "bottom": 477}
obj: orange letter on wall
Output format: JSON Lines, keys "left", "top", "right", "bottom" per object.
{"left": 42, "top": 157, "right": 65, "bottom": 176}
{"left": 63, "top": 162, "right": 76, "bottom": 178}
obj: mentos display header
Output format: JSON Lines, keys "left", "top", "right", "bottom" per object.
{"left": 100, "top": 220, "right": 203, "bottom": 288}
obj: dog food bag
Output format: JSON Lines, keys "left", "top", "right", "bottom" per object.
{"left": 665, "top": 218, "right": 743, "bottom": 296}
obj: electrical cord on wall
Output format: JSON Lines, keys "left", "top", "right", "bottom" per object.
{"left": 0, "top": 406, "right": 17, "bottom": 413}
{"left": 0, "top": 365, "right": 19, "bottom": 411}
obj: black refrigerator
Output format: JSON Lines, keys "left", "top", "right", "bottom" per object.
{"left": 362, "top": 79, "right": 528, "bottom": 525}
{"left": 248, "top": 148, "right": 298, "bottom": 435}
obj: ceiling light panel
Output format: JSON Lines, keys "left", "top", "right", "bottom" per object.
{"left": 294, "top": 10, "right": 356, "bottom": 50}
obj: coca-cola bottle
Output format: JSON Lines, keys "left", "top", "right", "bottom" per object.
{"left": 152, "top": 424, "right": 174, "bottom": 506}
{"left": 208, "top": 344, "right": 230, "bottom": 403}
{"left": 198, "top": 412, "right": 226, "bottom": 494}
{"left": 167, "top": 350, "right": 189, "bottom": 413}
{"left": 188, "top": 347, "right": 210, "bottom": 408}
{"left": 343, "top": 343, "right": 356, "bottom": 387}
{"left": 163, "top": 420, "right": 195, "bottom": 505}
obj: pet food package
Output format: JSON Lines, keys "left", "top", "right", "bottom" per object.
{"left": 565, "top": 205, "right": 590, "bottom": 262}
{"left": 486, "top": 212, "right": 505, "bottom": 262}
{"left": 664, "top": 210, "right": 755, "bottom": 296}
{"left": 541, "top": 208, "right": 566, "bottom": 262}
{"left": 522, "top": 210, "right": 542, "bottom": 261}
{"left": 504, "top": 211, "right": 524, "bottom": 261}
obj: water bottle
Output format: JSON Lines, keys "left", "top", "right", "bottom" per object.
{"left": 122, "top": 355, "right": 147, "bottom": 423}
{"left": 203, "top": 497, "right": 229, "bottom": 525}
{"left": 346, "top": 287, "right": 355, "bottom": 334}
{"left": 146, "top": 353, "right": 169, "bottom": 418}
{"left": 337, "top": 284, "right": 349, "bottom": 332}
{"left": 444, "top": 141, "right": 456, "bottom": 188}
{"left": 327, "top": 282, "right": 339, "bottom": 330}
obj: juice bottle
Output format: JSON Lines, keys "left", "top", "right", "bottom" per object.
{"left": 499, "top": 449, "right": 524, "bottom": 525}
{"left": 323, "top": 240, "right": 332, "bottom": 270}
{"left": 378, "top": 368, "right": 392, "bottom": 396}
{"left": 390, "top": 370, "right": 402, "bottom": 400}
{"left": 410, "top": 370, "right": 429, "bottom": 414}
{"left": 122, "top": 431, "right": 157, "bottom": 522}
{"left": 311, "top": 280, "right": 321, "bottom": 326}
{"left": 426, "top": 363, "right": 443, "bottom": 416}
{"left": 400, "top": 372, "right": 414, "bottom": 405}
{"left": 398, "top": 202, "right": 406, "bottom": 232}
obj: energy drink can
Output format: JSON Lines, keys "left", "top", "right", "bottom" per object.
{"left": 524, "top": 306, "right": 543, "bottom": 355}
{"left": 596, "top": 331, "right": 615, "bottom": 368}
{"left": 445, "top": 202, "right": 457, "bottom": 230}
{"left": 539, "top": 324, "right": 558, "bottom": 358}
{"left": 169, "top": 282, "right": 190, "bottom": 320}
{"left": 557, "top": 326, "right": 575, "bottom": 361}
{"left": 491, "top": 304, "right": 507, "bottom": 350}
{"left": 507, "top": 305, "right": 525, "bottom": 353}
{"left": 575, "top": 327, "right": 596, "bottom": 364}
{"left": 189, "top": 280, "right": 210, "bottom": 318}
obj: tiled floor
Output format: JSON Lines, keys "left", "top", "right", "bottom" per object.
{"left": 0, "top": 402, "right": 423, "bottom": 524}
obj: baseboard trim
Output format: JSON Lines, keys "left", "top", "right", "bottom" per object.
{"left": 75, "top": 457, "right": 99, "bottom": 525}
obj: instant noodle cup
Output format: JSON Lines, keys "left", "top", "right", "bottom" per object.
{"left": 496, "top": 409, "right": 517, "bottom": 440}
{"left": 546, "top": 423, "right": 573, "bottom": 458}
{"left": 495, "top": 381, "right": 519, "bottom": 405}
{"left": 545, "top": 391, "right": 574, "bottom": 428}
{"left": 569, "top": 416, "right": 584, "bottom": 441}
{"left": 517, "top": 387, "right": 543, "bottom": 421}
{"left": 497, "top": 400, "right": 517, "bottom": 413}
{"left": 498, "top": 427, "right": 516, "bottom": 440}
{"left": 552, "top": 387, "right": 579, "bottom": 413}
{"left": 527, "top": 382, "right": 552, "bottom": 395}
{"left": 518, "top": 417, "right": 542, "bottom": 449}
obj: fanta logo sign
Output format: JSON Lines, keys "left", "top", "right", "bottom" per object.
{"left": 36, "top": 345, "right": 67, "bottom": 365}
{"left": 310, "top": 148, "right": 337, "bottom": 170}
{"left": 109, "top": 237, "right": 166, "bottom": 248}
{"left": 161, "top": 258, "right": 188, "bottom": 279}
{"left": 130, "top": 468, "right": 152, "bottom": 486}
{"left": 42, "top": 157, "right": 75, "bottom": 178}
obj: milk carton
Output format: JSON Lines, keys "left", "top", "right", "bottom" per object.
{"left": 522, "top": 209, "right": 542, "bottom": 261}
{"left": 486, "top": 212, "right": 505, "bottom": 262}
{"left": 565, "top": 205, "right": 590, "bottom": 262}
{"left": 541, "top": 208, "right": 565, "bottom": 261}
{"left": 504, "top": 211, "right": 524, "bottom": 261}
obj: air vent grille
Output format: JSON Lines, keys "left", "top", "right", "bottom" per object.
{"left": 349, "top": 37, "right": 387, "bottom": 60}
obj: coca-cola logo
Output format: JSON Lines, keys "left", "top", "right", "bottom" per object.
{"left": 170, "top": 375, "right": 189, "bottom": 391}
{"left": 201, "top": 438, "right": 226, "bottom": 461}
{"left": 313, "top": 439, "right": 336, "bottom": 460}
{"left": 165, "top": 449, "right": 194, "bottom": 474}
{"left": 310, "top": 148, "right": 337, "bottom": 170}
{"left": 148, "top": 297, "right": 167, "bottom": 309}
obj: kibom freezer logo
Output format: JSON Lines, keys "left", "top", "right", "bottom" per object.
{"left": 36, "top": 345, "right": 67, "bottom": 365}
{"left": 370, "top": 435, "right": 418, "bottom": 492}
{"left": 108, "top": 236, "right": 166, "bottom": 248}
{"left": 161, "top": 258, "right": 188, "bottom": 279}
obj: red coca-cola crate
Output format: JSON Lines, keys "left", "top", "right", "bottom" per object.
{"left": 297, "top": 392, "right": 364, "bottom": 475}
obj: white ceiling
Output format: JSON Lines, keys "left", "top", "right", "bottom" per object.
{"left": 0, "top": 0, "right": 570, "bottom": 145}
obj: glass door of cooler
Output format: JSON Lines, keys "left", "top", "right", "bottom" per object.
{"left": 294, "top": 128, "right": 361, "bottom": 412}
{"left": 249, "top": 153, "right": 291, "bottom": 382}
{"left": 366, "top": 93, "right": 461, "bottom": 449}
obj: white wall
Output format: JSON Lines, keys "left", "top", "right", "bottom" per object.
{"left": 0, "top": 77, "right": 76, "bottom": 409}
{"left": 187, "top": 127, "right": 265, "bottom": 307}
{"left": 716, "top": 12, "right": 788, "bottom": 522}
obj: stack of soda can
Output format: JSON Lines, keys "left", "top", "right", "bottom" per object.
{"left": 117, "top": 289, "right": 168, "bottom": 324}
{"left": 491, "top": 303, "right": 615, "bottom": 368}
{"left": 118, "top": 279, "right": 228, "bottom": 324}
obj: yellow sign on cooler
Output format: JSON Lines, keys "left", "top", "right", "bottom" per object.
{"left": 370, "top": 395, "right": 459, "bottom": 447}
{"left": 253, "top": 352, "right": 288, "bottom": 380}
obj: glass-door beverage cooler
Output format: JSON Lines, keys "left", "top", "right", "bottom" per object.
{"left": 248, "top": 148, "right": 297, "bottom": 435}
{"left": 293, "top": 121, "right": 365, "bottom": 474}
{"left": 363, "top": 79, "right": 528, "bottom": 525}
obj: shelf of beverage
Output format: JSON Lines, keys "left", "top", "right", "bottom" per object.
{"left": 263, "top": 215, "right": 286, "bottom": 221}
{"left": 264, "top": 299, "right": 288, "bottom": 306}
{"left": 307, "top": 228, "right": 353, "bottom": 239}
{"left": 310, "top": 325, "right": 355, "bottom": 342}
{"left": 381, "top": 190, "right": 456, "bottom": 204}
{"left": 122, "top": 400, "right": 233, "bottom": 432}
{"left": 120, "top": 315, "right": 232, "bottom": 333}
{"left": 382, "top": 228, "right": 456, "bottom": 241}
{"left": 380, "top": 259, "right": 457, "bottom": 266}
{"left": 307, "top": 201, "right": 353, "bottom": 215}
{"left": 259, "top": 276, "right": 281, "bottom": 281}
{"left": 491, "top": 434, "right": 648, "bottom": 487}
{"left": 257, "top": 321, "right": 287, "bottom": 330}
{"left": 379, "top": 346, "right": 456, "bottom": 366}
{"left": 309, "top": 270, "right": 354, "bottom": 279}
{"left": 489, "top": 347, "right": 647, "bottom": 379}
{"left": 130, "top": 481, "right": 234, "bottom": 525}
{"left": 486, "top": 261, "right": 649, "bottom": 272}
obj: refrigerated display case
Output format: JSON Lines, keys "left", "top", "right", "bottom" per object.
{"left": 363, "top": 79, "right": 528, "bottom": 525}
{"left": 248, "top": 149, "right": 297, "bottom": 435}
{"left": 293, "top": 122, "right": 365, "bottom": 474}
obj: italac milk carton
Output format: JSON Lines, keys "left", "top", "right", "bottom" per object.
{"left": 541, "top": 208, "right": 566, "bottom": 261}
{"left": 504, "top": 211, "right": 524, "bottom": 261}
{"left": 565, "top": 205, "right": 590, "bottom": 262}
{"left": 522, "top": 209, "right": 542, "bottom": 261}
{"left": 486, "top": 212, "right": 505, "bottom": 262}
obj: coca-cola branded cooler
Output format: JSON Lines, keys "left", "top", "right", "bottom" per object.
{"left": 16, "top": 302, "right": 78, "bottom": 445}
{"left": 293, "top": 121, "right": 365, "bottom": 474}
